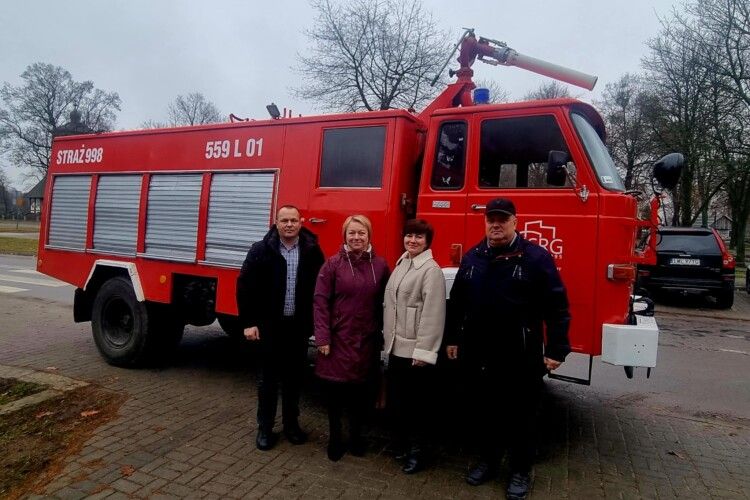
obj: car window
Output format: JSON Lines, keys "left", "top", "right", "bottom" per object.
{"left": 478, "top": 115, "right": 575, "bottom": 189}
{"left": 431, "top": 121, "right": 467, "bottom": 190}
{"left": 657, "top": 232, "right": 720, "bottom": 254}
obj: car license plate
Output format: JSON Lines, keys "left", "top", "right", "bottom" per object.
{"left": 670, "top": 258, "right": 700, "bottom": 266}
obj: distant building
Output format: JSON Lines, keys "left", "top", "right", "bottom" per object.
{"left": 25, "top": 175, "right": 46, "bottom": 216}
{"left": 712, "top": 214, "right": 732, "bottom": 241}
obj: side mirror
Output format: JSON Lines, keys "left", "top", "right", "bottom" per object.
{"left": 653, "top": 153, "right": 683, "bottom": 191}
{"left": 546, "top": 150, "right": 570, "bottom": 187}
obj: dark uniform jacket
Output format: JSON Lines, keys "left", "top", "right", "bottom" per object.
{"left": 445, "top": 233, "right": 571, "bottom": 376}
{"left": 237, "top": 226, "right": 325, "bottom": 340}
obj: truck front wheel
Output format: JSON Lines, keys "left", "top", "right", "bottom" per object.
{"left": 92, "top": 277, "right": 183, "bottom": 366}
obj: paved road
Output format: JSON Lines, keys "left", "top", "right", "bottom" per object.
{"left": 0, "top": 262, "right": 748, "bottom": 498}
{"left": 0, "top": 254, "right": 73, "bottom": 304}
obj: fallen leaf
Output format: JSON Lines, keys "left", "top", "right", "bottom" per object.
{"left": 45, "top": 366, "right": 58, "bottom": 371}
{"left": 667, "top": 450, "right": 684, "bottom": 459}
{"left": 121, "top": 465, "right": 135, "bottom": 477}
{"left": 35, "top": 411, "right": 54, "bottom": 419}
{"left": 80, "top": 409, "right": 100, "bottom": 417}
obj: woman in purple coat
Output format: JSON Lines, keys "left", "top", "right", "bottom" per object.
{"left": 314, "top": 214, "right": 390, "bottom": 461}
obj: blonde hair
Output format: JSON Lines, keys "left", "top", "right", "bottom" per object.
{"left": 342, "top": 214, "right": 373, "bottom": 242}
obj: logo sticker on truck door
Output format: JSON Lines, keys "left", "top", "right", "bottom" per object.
{"left": 521, "top": 220, "right": 563, "bottom": 260}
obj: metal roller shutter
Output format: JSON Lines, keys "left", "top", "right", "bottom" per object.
{"left": 144, "top": 174, "right": 202, "bottom": 262}
{"left": 48, "top": 175, "right": 92, "bottom": 250}
{"left": 93, "top": 175, "right": 141, "bottom": 255}
{"left": 205, "top": 172, "right": 275, "bottom": 267}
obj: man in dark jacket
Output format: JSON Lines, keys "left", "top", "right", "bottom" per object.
{"left": 445, "top": 198, "right": 570, "bottom": 500}
{"left": 237, "top": 205, "right": 325, "bottom": 451}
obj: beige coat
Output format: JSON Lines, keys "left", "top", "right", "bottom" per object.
{"left": 383, "top": 249, "right": 446, "bottom": 365}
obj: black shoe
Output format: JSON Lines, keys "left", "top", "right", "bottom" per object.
{"left": 466, "top": 461, "right": 497, "bottom": 486}
{"left": 283, "top": 425, "right": 308, "bottom": 445}
{"left": 401, "top": 452, "right": 424, "bottom": 474}
{"left": 255, "top": 428, "right": 278, "bottom": 451}
{"left": 506, "top": 472, "right": 531, "bottom": 500}
{"left": 349, "top": 438, "right": 366, "bottom": 457}
{"left": 327, "top": 439, "right": 346, "bottom": 461}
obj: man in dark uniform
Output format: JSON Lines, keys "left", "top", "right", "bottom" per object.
{"left": 445, "top": 197, "right": 570, "bottom": 500}
{"left": 237, "top": 205, "right": 325, "bottom": 451}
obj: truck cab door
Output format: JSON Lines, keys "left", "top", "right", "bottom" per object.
{"left": 415, "top": 119, "right": 470, "bottom": 268}
{"left": 305, "top": 122, "right": 394, "bottom": 259}
{"left": 464, "top": 110, "right": 599, "bottom": 354}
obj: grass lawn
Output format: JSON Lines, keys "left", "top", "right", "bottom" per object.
{"left": 0, "top": 221, "right": 40, "bottom": 234}
{"left": 0, "top": 237, "right": 38, "bottom": 256}
{"left": 0, "top": 379, "right": 46, "bottom": 406}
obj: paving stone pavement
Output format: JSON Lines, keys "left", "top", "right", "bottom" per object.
{"left": 1, "top": 295, "right": 748, "bottom": 499}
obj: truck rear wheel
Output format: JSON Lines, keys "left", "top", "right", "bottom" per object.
{"left": 217, "top": 314, "right": 244, "bottom": 339}
{"left": 92, "top": 277, "right": 183, "bottom": 366}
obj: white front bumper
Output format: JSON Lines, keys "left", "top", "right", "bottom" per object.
{"left": 601, "top": 315, "right": 659, "bottom": 368}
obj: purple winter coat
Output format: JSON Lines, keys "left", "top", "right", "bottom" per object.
{"left": 313, "top": 246, "right": 390, "bottom": 383}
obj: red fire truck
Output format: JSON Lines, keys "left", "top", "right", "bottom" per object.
{"left": 37, "top": 31, "right": 681, "bottom": 380}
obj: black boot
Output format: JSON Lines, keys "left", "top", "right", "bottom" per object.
{"left": 255, "top": 428, "right": 278, "bottom": 451}
{"left": 283, "top": 421, "right": 308, "bottom": 445}
{"left": 401, "top": 445, "right": 424, "bottom": 474}
{"left": 349, "top": 417, "right": 366, "bottom": 456}
{"left": 466, "top": 461, "right": 497, "bottom": 486}
{"left": 327, "top": 417, "right": 345, "bottom": 461}
{"left": 348, "top": 435, "right": 367, "bottom": 457}
{"left": 327, "top": 437, "right": 345, "bottom": 461}
{"left": 506, "top": 472, "right": 531, "bottom": 500}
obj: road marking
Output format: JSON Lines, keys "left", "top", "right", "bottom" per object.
{"left": 719, "top": 348, "right": 748, "bottom": 355}
{"left": 10, "top": 269, "right": 43, "bottom": 275}
{"left": 0, "top": 273, "right": 68, "bottom": 287}
{"left": 0, "top": 285, "right": 27, "bottom": 294}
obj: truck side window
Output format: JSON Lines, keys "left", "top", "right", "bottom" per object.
{"left": 320, "top": 126, "right": 386, "bottom": 187}
{"left": 431, "top": 121, "right": 466, "bottom": 190}
{"left": 479, "top": 115, "right": 575, "bottom": 189}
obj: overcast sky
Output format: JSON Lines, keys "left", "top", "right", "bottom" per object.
{"left": 0, "top": 0, "right": 676, "bottom": 189}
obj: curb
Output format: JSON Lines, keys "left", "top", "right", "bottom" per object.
{"left": 0, "top": 365, "right": 88, "bottom": 415}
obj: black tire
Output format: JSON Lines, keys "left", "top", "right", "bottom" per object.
{"left": 217, "top": 313, "right": 244, "bottom": 339}
{"left": 715, "top": 288, "right": 734, "bottom": 309}
{"left": 91, "top": 277, "right": 183, "bottom": 366}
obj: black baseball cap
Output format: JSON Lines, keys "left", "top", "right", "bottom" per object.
{"left": 485, "top": 197, "right": 516, "bottom": 216}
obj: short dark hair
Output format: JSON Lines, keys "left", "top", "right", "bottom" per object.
{"left": 402, "top": 218, "right": 434, "bottom": 248}
{"left": 276, "top": 205, "right": 301, "bottom": 219}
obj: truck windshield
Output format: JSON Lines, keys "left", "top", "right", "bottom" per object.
{"left": 571, "top": 112, "right": 625, "bottom": 192}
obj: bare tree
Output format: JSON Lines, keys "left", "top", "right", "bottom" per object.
{"left": 678, "top": 0, "right": 750, "bottom": 261}
{"left": 138, "top": 119, "right": 168, "bottom": 129}
{"left": 167, "top": 93, "right": 223, "bottom": 126}
{"left": 294, "top": 0, "right": 449, "bottom": 112}
{"left": 0, "top": 167, "right": 9, "bottom": 216}
{"left": 642, "top": 19, "right": 718, "bottom": 227}
{"left": 523, "top": 81, "right": 572, "bottom": 101}
{"left": 0, "top": 63, "right": 120, "bottom": 180}
{"left": 596, "top": 74, "right": 656, "bottom": 190}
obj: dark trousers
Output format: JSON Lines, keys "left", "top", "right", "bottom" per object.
{"left": 386, "top": 354, "right": 436, "bottom": 452}
{"left": 321, "top": 380, "right": 371, "bottom": 444}
{"left": 256, "top": 317, "right": 308, "bottom": 431}
{"left": 465, "top": 364, "right": 541, "bottom": 474}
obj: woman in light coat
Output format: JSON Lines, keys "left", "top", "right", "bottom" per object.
{"left": 382, "top": 218, "right": 446, "bottom": 474}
